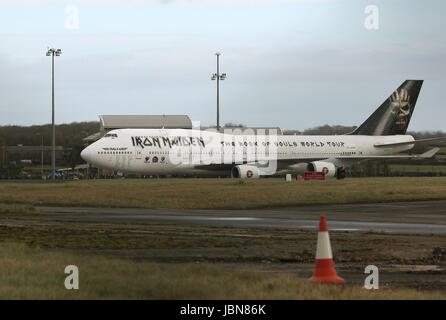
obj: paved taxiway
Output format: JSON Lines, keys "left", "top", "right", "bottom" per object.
{"left": 30, "top": 200, "right": 446, "bottom": 235}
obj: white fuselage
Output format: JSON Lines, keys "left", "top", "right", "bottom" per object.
{"left": 80, "top": 128, "right": 415, "bottom": 176}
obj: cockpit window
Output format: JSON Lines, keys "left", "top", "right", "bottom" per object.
{"left": 104, "top": 133, "right": 118, "bottom": 138}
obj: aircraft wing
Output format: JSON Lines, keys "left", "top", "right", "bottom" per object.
{"left": 374, "top": 137, "right": 446, "bottom": 148}
{"left": 257, "top": 147, "right": 440, "bottom": 162}
{"left": 333, "top": 147, "right": 440, "bottom": 159}
{"left": 193, "top": 147, "right": 440, "bottom": 171}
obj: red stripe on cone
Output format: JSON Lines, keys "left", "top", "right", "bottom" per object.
{"left": 319, "top": 215, "right": 328, "bottom": 232}
{"left": 309, "top": 215, "right": 345, "bottom": 285}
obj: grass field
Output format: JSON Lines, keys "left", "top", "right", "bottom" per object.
{"left": 388, "top": 164, "right": 446, "bottom": 173}
{"left": 0, "top": 177, "right": 446, "bottom": 209}
{"left": 1, "top": 177, "right": 445, "bottom": 299}
{"left": 0, "top": 242, "right": 444, "bottom": 300}
{"left": 0, "top": 204, "right": 39, "bottom": 214}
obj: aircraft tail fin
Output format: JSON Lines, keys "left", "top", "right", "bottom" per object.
{"left": 350, "top": 80, "right": 423, "bottom": 136}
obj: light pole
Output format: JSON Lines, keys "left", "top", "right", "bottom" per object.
{"left": 36, "top": 133, "right": 44, "bottom": 179}
{"left": 211, "top": 52, "right": 227, "bottom": 131}
{"left": 46, "top": 47, "right": 62, "bottom": 180}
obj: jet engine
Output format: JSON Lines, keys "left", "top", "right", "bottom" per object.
{"left": 231, "top": 165, "right": 260, "bottom": 179}
{"left": 307, "top": 161, "right": 346, "bottom": 179}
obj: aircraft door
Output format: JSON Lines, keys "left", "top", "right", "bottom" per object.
{"left": 135, "top": 147, "right": 143, "bottom": 160}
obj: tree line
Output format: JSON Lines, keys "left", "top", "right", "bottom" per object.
{"left": 0, "top": 122, "right": 99, "bottom": 147}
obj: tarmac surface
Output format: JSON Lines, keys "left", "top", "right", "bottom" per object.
{"left": 34, "top": 200, "right": 446, "bottom": 235}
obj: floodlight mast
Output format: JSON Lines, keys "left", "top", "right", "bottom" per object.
{"left": 211, "top": 52, "right": 227, "bottom": 131}
{"left": 46, "top": 47, "right": 62, "bottom": 180}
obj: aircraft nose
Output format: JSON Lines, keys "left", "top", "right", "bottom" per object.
{"left": 80, "top": 145, "right": 93, "bottom": 163}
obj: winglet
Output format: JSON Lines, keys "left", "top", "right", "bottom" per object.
{"left": 418, "top": 147, "right": 440, "bottom": 158}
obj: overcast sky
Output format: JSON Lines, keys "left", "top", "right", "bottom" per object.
{"left": 0, "top": 0, "right": 445, "bottom": 131}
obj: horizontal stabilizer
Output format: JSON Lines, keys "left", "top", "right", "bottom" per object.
{"left": 419, "top": 147, "right": 440, "bottom": 158}
{"left": 374, "top": 137, "right": 446, "bottom": 148}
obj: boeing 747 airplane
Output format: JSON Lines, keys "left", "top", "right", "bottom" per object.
{"left": 81, "top": 80, "right": 445, "bottom": 179}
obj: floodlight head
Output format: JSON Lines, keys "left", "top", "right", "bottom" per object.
{"left": 46, "top": 48, "right": 62, "bottom": 56}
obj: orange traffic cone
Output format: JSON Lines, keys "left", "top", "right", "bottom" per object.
{"left": 309, "top": 215, "right": 345, "bottom": 285}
